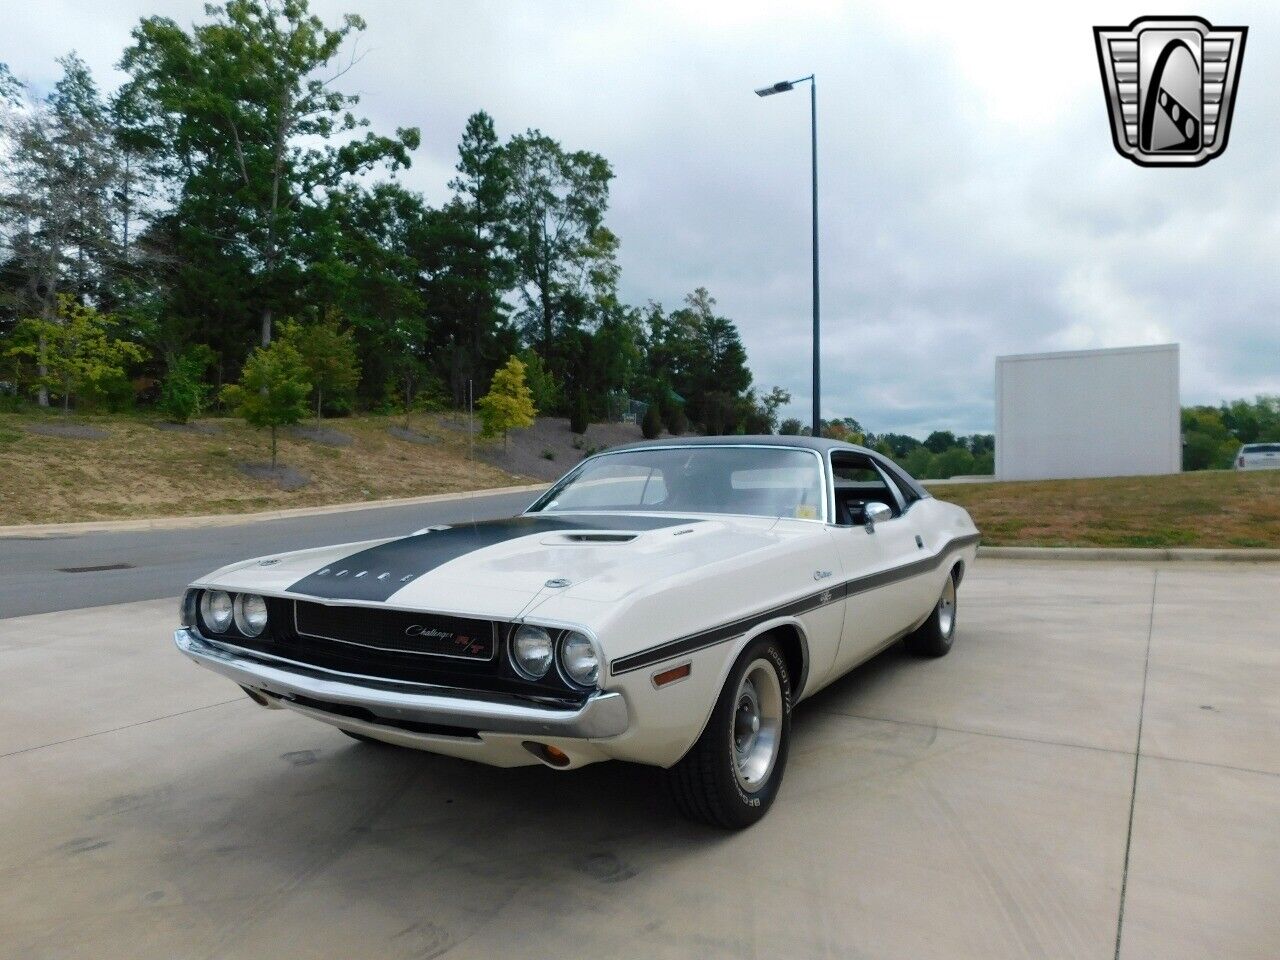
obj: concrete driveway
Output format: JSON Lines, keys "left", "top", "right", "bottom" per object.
{"left": 1, "top": 560, "right": 1276, "bottom": 959}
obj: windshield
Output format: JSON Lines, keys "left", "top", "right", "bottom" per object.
{"left": 529, "top": 446, "right": 825, "bottom": 521}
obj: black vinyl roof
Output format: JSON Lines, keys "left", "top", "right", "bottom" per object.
{"left": 608, "top": 434, "right": 874, "bottom": 455}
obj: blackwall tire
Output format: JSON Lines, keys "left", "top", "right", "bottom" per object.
{"left": 666, "top": 635, "right": 792, "bottom": 829}
{"left": 905, "top": 570, "right": 958, "bottom": 658}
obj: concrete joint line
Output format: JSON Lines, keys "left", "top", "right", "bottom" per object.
{"left": 1113, "top": 569, "right": 1158, "bottom": 960}
{"left": 980, "top": 546, "right": 1280, "bottom": 562}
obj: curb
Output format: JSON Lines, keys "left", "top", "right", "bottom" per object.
{"left": 0, "top": 483, "right": 550, "bottom": 539}
{"left": 979, "top": 545, "right": 1280, "bottom": 562}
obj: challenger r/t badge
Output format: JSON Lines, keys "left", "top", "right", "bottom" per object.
{"left": 1094, "top": 16, "right": 1246, "bottom": 167}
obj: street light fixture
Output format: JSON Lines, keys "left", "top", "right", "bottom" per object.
{"left": 755, "top": 74, "right": 820, "bottom": 437}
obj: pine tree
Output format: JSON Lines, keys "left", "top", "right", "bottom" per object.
{"left": 477, "top": 356, "right": 535, "bottom": 448}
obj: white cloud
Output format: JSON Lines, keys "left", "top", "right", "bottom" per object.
{"left": 4, "top": 0, "right": 1277, "bottom": 433}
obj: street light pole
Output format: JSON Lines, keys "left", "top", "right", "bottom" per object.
{"left": 756, "top": 74, "right": 820, "bottom": 437}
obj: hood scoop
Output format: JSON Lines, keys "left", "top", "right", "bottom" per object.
{"left": 552, "top": 532, "right": 639, "bottom": 544}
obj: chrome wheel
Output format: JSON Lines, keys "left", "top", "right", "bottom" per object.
{"left": 731, "top": 658, "right": 783, "bottom": 793}
{"left": 937, "top": 575, "right": 957, "bottom": 638}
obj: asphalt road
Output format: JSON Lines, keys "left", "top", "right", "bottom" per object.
{"left": 0, "top": 489, "right": 540, "bottom": 619}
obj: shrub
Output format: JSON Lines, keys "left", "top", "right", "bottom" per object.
{"left": 641, "top": 402, "right": 662, "bottom": 439}
{"left": 541, "top": 448, "right": 556, "bottom": 460}
{"left": 158, "top": 346, "right": 216, "bottom": 423}
{"left": 570, "top": 393, "right": 589, "bottom": 435}
{"left": 933, "top": 447, "right": 975, "bottom": 478}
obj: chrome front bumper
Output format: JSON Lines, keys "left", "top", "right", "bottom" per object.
{"left": 173, "top": 627, "right": 629, "bottom": 739}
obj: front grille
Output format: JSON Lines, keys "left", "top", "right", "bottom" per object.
{"left": 293, "top": 601, "right": 497, "bottom": 661}
{"left": 203, "top": 596, "right": 588, "bottom": 704}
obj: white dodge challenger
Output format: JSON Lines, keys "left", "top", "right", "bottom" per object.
{"left": 175, "top": 437, "right": 979, "bottom": 827}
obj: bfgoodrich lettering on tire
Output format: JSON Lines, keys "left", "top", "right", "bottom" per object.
{"left": 666, "top": 635, "right": 792, "bottom": 828}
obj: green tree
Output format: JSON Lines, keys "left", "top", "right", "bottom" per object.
{"left": 221, "top": 338, "right": 311, "bottom": 467}
{"left": 1181, "top": 407, "right": 1237, "bottom": 470}
{"left": 503, "top": 130, "right": 616, "bottom": 365}
{"left": 902, "top": 446, "right": 935, "bottom": 479}
{"left": 122, "top": 0, "right": 419, "bottom": 349}
{"left": 822, "top": 418, "right": 866, "bottom": 444}
{"left": 657, "top": 288, "right": 753, "bottom": 433}
{"left": 446, "top": 111, "right": 515, "bottom": 395}
{"left": 778, "top": 417, "right": 803, "bottom": 436}
{"left": 752, "top": 386, "right": 792, "bottom": 434}
{"left": 878, "top": 432, "right": 922, "bottom": 457}
{"left": 0, "top": 56, "right": 123, "bottom": 404}
{"left": 158, "top": 344, "right": 216, "bottom": 423}
{"left": 7, "top": 296, "right": 144, "bottom": 412}
{"left": 478, "top": 355, "right": 535, "bottom": 448}
{"left": 518, "top": 348, "right": 561, "bottom": 414}
{"left": 281, "top": 312, "right": 360, "bottom": 423}
{"left": 924, "top": 430, "right": 958, "bottom": 454}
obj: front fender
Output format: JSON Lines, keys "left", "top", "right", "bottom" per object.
{"left": 595, "top": 615, "right": 813, "bottom": 769}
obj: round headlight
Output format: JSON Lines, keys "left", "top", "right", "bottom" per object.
{"left": 511, "top": 624, "right": 554, "bottom": 679}
{"left": 234, "top": 593, "right": 269, "bottom": 637}
{"left": 560, "top": 631, "right": 599, "bottom": 687}
{"left": 200, "top": 590, "right": 234, "bottom": 634}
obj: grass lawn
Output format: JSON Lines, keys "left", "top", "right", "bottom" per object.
{"left": 931, "top": 470, "right": 1280, "bottom": 548}
{"left": 0, "top": 410, "right": 524, "bottom": 526}
{"left": 3, "top": 412, "right": 1278, "bottom": 546}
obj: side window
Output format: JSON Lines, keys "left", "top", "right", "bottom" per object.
{"left": 877, "top": 458, "right": 918, "bottom": 508}
{"left": 831, "top": 453, "right": 900, "bottom": 526}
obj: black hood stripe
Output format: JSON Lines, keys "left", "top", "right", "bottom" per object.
{"left": 287, "top": 514, "right": 699, "bottom": 603}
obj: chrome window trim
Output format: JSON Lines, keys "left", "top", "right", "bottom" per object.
{"left": 825, "top": 449, "right": 910, "bottom": 525}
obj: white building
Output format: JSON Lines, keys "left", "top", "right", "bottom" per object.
{"left": 995, "top": 344, "right": 1180, "bottom": 481}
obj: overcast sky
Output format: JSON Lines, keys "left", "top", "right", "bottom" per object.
{"left": 4, "top": 1, "right": 1277, "bottom": 436}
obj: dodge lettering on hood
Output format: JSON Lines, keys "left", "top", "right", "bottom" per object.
{"left": 176, "top": 437, "right": 979, "bottom": 828}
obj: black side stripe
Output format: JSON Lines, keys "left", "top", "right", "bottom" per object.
{"left": 609, "top": 532, "right": 981, "bottom": 676}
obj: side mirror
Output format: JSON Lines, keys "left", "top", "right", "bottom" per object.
{"left": 863, "top": 502, "right": 893, "bottom": 532}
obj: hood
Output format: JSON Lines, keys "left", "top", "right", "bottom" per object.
{"left": 196, "top": 512, "right": 789, "bottom": 619}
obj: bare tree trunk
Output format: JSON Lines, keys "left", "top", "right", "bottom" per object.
{"left": 316, "top": 387, "right": 323, "bottom": 427}
{"left": 539, "top": 213, "right": 553, "bottom": 355}
{"left": 261, "top": 306, "right": 272, "bottom": 347}
{"left": 270, "top": 425, "right": 277, "bottom": 469}
{"left": 37, "top": 334, "right": 49, "bottom": 407}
